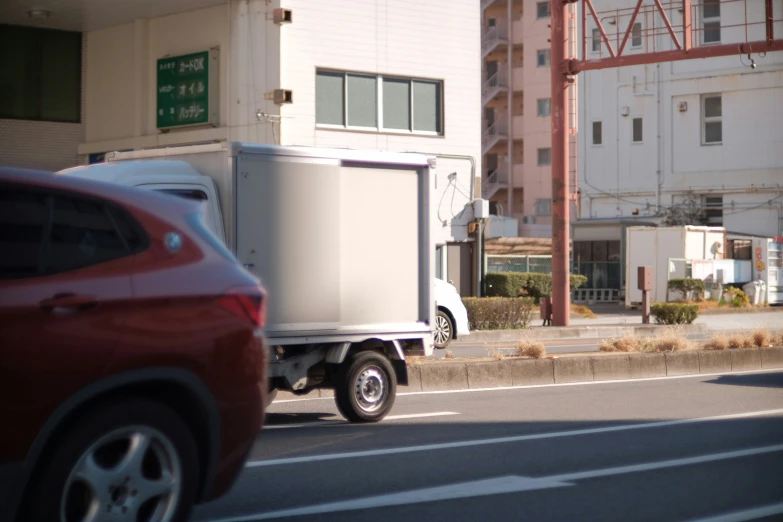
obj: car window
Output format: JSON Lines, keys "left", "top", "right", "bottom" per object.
{"left": 0, "top": 187, "right": 49, "bottom": 279}
{"left": 107, "top": 205, "right": 149, "bottom": 254}
{"left": 44, "top": 195, "right": 129, "bottom": 274}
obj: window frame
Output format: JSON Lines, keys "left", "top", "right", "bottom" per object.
{"left": 632, "top": 117, "right": 643, "bottom": 143}
{"left": 631, "top": 22, "right": 643, "bottom": 48}
{"left": 536, "top": 49, "right": 551, "bottom": 67}
{"left": 0, "top": 183, "right": 147, "bottom": 280}
{"left": 0, "top": 24, "right": 83, "bottom": 123}
{"left": 315, "top": 69, "right": 444, "bottom": 136}
{"left": 701, "top": 1, "right": 721, "bottom": 44}
{"left": 535, "top": 198, "right": 552, "bottom": 216}
{"left": 591, "top": 28, "right": 602, "bottom": 53}
{"left": 536, "top": 98, "right": 551, "bottom": 117}
{"left": 701, "top": 93, "right": 723, "bottom": 145}
{"left": 537, "top": 147, "right": 552, "bottom": 166}
{"left": 592, "top": 120, "right": 603, "bottom": 145}
{"left": 536, "top": 1, "right": 551, "bottom": 19}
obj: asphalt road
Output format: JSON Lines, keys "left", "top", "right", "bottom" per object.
{"left": 193, "top": 369, "right": 783, "bottom": 522}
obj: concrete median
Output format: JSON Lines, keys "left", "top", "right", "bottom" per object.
{"left": 271, "top": 347, "right": 779, "bottom": 403}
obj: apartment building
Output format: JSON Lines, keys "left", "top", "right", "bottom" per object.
{"left": 0, "top": 0, "right": 481, "bottom": 293}
{"left": 480, "top": 0, "right": 577, "bottom": 239}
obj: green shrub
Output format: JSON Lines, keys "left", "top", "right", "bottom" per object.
{"left": 650, "top": 303, "right": 699, "bottom": 325}
{"left": 485, "top": 272, "right": 588, "bottom": 300}
{"left": 723, "top": 286, "right": 750, "bottom": 308}
{"left": 462, "top": 297, "right": 535, "bottom": 330}
{"left": 668, "top": 278, "right": 706, "bottom": 301}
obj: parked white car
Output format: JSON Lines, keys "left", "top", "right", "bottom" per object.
{"left": 434, "top": 278, "right": 470, "bottom": 348}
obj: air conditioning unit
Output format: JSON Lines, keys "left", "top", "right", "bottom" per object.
{"left": 522, "top": 215, "right": 536, "bottom": 224}
{"left": 273, "top": 8, "right": 293, "bottom": 24}
{"left": 272, "top": 89, "right": 293, "bottom": 104}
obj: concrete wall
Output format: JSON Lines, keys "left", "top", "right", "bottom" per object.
{"left": 279, "top": 0, "right": 480, "bottom": 246}
{"left": 577, "top": 0, "right": 783, "bottom": 238}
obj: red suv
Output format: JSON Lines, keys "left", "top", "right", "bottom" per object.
{"left": 0, "top": 167, "right": 268, "bottom": 522}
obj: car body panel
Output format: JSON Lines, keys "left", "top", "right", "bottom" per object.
{"left": 434, "top": 277, "right": 470, "bottom": 339}
{"left": 0, "top": 167, "right": 267, "bottom": 520}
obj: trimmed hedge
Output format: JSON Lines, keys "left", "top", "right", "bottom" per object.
{"left": 462, "top": 297, "right": 535, "bottom": 330}
{"left": 485, "top": 272, "right": 588, "bottom": 300}
{"left": 668, "top": 278, "right": 706, "bottom": 301}
{"left": 651, "top": 303, "right": 699, "bottom": 325}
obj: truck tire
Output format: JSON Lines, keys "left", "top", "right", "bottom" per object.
{"left": 264, "top": 388, "right": 278, "bottom": 408}
{"left": 23, "top": 398, "right": 199, "bottom": 522}
{"left": 335, "top": 351, "right": 396, "bottom": 423}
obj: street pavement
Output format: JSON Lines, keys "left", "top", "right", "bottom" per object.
{"left": 193, "top": 369, "right": 783, "bottom": 522}
{"left": 436, "top": 309, "right": 783, "bottom": 359}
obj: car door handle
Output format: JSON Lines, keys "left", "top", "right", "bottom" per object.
{"left": 39, "top": 293, "right": 99, "bottom": 313}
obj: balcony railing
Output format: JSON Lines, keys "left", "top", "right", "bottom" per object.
{"left": 481, "top": 23, "right": 509, "bottom": 56}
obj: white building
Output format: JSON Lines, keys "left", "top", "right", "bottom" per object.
{"left": 0, "top": 0, "right": 481, "bottom": 293}
{"left": 575, "top": 0, "right": 783, "bottom": 294}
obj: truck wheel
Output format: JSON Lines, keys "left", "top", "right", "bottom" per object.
{"left": 23, "top": 398, "right": 199, "bottom": 522}
{"left": 264, "top": 388, "right": 278, "bottom": 408}
{"left": 335, "top": 351, "right": 396, "bottom": 423}
{"left": 434, "top": 310, "right": 453, "bottom": 349}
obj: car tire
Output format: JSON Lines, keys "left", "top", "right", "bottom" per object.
{"left": 434, "top": 310, "right": 454, "bottom": 349}
{"left": 334, "top": 351, "right": 396, "bottom": 423}
{"left": 24, "top": 398, "right": 199, "bottom": 522}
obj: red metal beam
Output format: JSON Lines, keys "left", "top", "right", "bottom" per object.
{"left": 683, "top": 0, "right": 692, "bottom": 51}
{"left": 767, "top": 0, "right": 775, "bottom": 43}
{"left": 618, "top": 0, "right": 645, "bottom": 55}
{"left": 652, "top": 0, "right": 681, "bottom": 49}
{"left": 551, "top": 0, "right": 571, "bottom": 327}
{"left": 568, "top": 38, "right": 783, "bottom": 72}
{"left": 585, "top": 0, "right": 616, "bottom": 58}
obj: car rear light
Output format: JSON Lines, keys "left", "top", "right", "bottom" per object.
{"left": 218, "top": 286, "right": 267, "bottom": 327}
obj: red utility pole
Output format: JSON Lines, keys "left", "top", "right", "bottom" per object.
{"left": 550, "top": 0, "right": 573, "bottom": 326}
{"left": 550, "top": 0, "right": 781, "bottom": 327}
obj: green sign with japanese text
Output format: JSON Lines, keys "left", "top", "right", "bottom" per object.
{"left": 156, "top": 50, "right": 218, "bottom": 129}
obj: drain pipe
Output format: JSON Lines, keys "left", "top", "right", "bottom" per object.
{"left": 656, "top": 64, "right": 662, "bottom": 214}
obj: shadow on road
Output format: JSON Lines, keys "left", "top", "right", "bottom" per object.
{"left": 704, "top": 372, "right": 783, "bottom": 389}
{"left": 265, "top": 411, "right": 339, "bottom": 425}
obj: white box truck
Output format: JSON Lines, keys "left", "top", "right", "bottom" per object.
{"left": 625, "top": 225, "right": 726, "bottom": 306}
{"left": 60, "top": 142, "right": 434, "bottom": 422}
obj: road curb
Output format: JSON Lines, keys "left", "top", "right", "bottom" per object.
{"left": 273, "top": 347, "right": 783, "bottom": 403}
{"left": 460, "top": 323, "right": 708, "bottom": 344}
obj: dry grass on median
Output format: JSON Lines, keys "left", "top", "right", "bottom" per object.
{"left": 516, "top": 339, "right": 547, "bottom": 359}
{"left": 752, "top": 329, "right": 771, "bottom": 348}
{"left": 600, "top": 329, "right": 696, "bottom": 353}
{"left": 487, "top": 346, "right": 504, "bottom": 361}
{"left": 703, "top": 334, "right": 730, "bottom": 351}
{"left": 570, "top": 304, "right": 597, "bottom": 319}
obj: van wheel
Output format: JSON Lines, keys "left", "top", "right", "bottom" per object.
{"left": 24, "top": 399, "right": 199, "bottom": 522}
{"left": 335, "top": 351, "right": 396, "bottom": 423}
{"left": 434, "top": 310, "right": 453, "bottom": 348}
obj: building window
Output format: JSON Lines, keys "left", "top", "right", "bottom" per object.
{"left": 631, "top": 23, "right": 642, "bottom": 47}
{"left": 536, "top": 2, "right": 551, "bottom": 19}
{"left": 0, "top": 25, "right": 82, "bottom": 122}
{"left": 591, "top": 29, "right": 601, "bottom": 52}
{"left": 702, "top": 0, "right": 721, "bottom": 44}
{"left": 537, "top": 49, "right": 551, "bottom": 67}
{"left": 704, "top": 195, "right": 723, "bottom": 226}
{"left": 535, "top": 198, "right": 552, "bottom": 216}
{"left": 592, "top": 121, "right": 602, "bottom": 145}
{"left": 537, "top": 147, "right": 552, "bottom": 166}
{"left": 702, "top": 94, "right": 722, "bottom": 144}
{"left": 537, "top": 98, "right": 551, "bottom": 117}
{"left": 316, "top": 70, "right": 443, "bottom": 134}
{"left": 632, "top": 117, "right": 643, "bottom": 142}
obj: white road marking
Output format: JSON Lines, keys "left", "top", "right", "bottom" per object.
{"left": 271, "top": 368, "right": 783, "bottom": 403}
{"left": 211, "top": 444, "right": 783, "bottom": 521}
{"left": 683, "top": 502, "right": 783, "bottom": 522}
{"left": 264, "top": 411, "right": 459, "bottom": 430}
{"left": 246, "top": 408, "right": 783, "bottom": 468}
